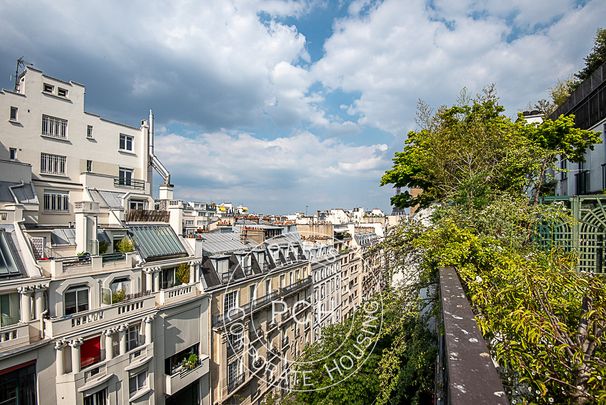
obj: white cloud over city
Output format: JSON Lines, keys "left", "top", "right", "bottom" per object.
{"left": 0, "top": 0, "right": 604, "bottom": 212}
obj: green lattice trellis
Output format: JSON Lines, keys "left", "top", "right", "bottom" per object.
{"left": 539, "top": 195, "right": 606, "bottom": 273}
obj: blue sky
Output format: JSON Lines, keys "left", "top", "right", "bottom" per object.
{"left": 0, "top": 0, "right": 604, "bottom": 214}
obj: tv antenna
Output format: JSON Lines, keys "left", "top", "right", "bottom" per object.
{"left": 13, "top": 57, "right": 29, "bottom": 91}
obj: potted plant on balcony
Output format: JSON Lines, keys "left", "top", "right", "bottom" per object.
{"left": 176, "top": 263, "right": 190, "bottom": 285}
{"left": 116, "top": 237, "right": 134, "bottom": 253}
{"left": 111, "top": 289, "right": 126, "bottom": 303}
{"left": 182, "top": 353, "right": 198, "bottom": 370}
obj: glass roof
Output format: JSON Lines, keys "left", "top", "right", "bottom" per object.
{"left": 0, "top": 231, "right": 23, "bottom": 278}
{"left": 129, "top": 225, "right": 188, "bottom": 262}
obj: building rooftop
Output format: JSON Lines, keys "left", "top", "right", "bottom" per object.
{"left": 129, "top": 224, "right": 188, "bottom": 261}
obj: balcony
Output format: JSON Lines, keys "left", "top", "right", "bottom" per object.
{"left": 44, "top": 294, "right": 156, "bottom": 338}
{"left": 157, "top": 283, "right": 201, "bottom": 306}
{"left": 212, "top": 291, "right": 281, "bottom": 328}
{"left": 125, "top": 209, "right": 170, "bottom": 223}
{"left": 0, "top": 322, "right": 33, "bottom": 349}
{"left": 280, "top": 276, "right": 312, "bottom": 296}
{"left": 165, "top": 354, "right": 209, "bottom": 396}
{"left": 114, "top": 177, "right": 146, "bottom": 190}
{"left": 38, "top": 252, "right": 135, "bottom": 279}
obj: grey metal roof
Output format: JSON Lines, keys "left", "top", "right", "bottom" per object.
{"left": 0, "top": 181, "right": 37, "bottom": 204}
{"left": 0, "top": 227, "right": 24, "bottom": 278}
{"left": 196, "top": 232, "right": 250, "bottom": 256}
{"left": 129, "top": 224, "right": 188, "bottom": 261}
{"left": 89, "top": 189, "right": 124, "bottom": 209}
{"left": 51, "top": 228, "right": 76, "bottom": 245}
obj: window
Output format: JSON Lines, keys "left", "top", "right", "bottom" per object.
{"left": 129, "top": 199, "right": 145, "bottom": 211}
{"left": 43, "top": 83, "right": 54, "bottom": 93}
{"left": 84, "top": 389, "right": 107, "bottom": 405}
{"left": 129, "top": 371, "right": 147, "bottom": 396}
{"left": 119, "top": 134, "right": 133, "bottom": 151}
{"left": 118, "top": 167, "right": 133, "bottom": 186}
{"left": 0, "top": 293, "right": 19, "bottom": 327}
{"left": 227, "top": 329, "right": 243, "bottom": 355}
{"left": 9, "top": 106, "right": 17, "bottom": 121}
{"left": 43, "top": 190, "right": 69, "bottom": 212}
{"left": 280, "top": 275, "right": 285, "bottom": 288}
{"left": 57, "top": 88, "right": 68, "bottom": 97}
{"left": 86, "top": 160, "right": 92, "bottom": 172}
{"left": 64, "top": 285, "right": 89, "bottom": 315}
{"left": 227, "top": 359, "right": 242, "bottom": 389}
{"left": 87, "top": 125, "right": 93, "bottom": 138}
{"left": 9, "top": 148, "right": 16, "bottom": 160}
{"left": 250, "top": 285, "right": 256, "bottom": 301}
{"left": 223, "top": 291, "right": 238, "bottom": 315}
{"left": 161, "top": 267, "right": 177, "bottom": 289}
{"left": 80, "top": 336, "right": 101, "bottom": 368}
{"left": 265, "top": 279, "right": 271, "bottom": 295}
{"left": 40, "top": 153, "right": 66, "bottom": 175}
{"left": 42, "top": 114, "right": 68, "bottom": 139}
{"left": 127, "top": 324, "right": 141, "bottom": 351}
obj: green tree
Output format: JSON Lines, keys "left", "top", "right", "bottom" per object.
{"left": 382, "top": 90, "right": 606, "bottom": 403}
{"left": 290, "top": 288, "right": 435, "bottom": 405}
{"left": 575, "top": 28, "right": 606, "bottom": 84}
{"left": 382, "top": 88, "right": 599, "bottom": 210}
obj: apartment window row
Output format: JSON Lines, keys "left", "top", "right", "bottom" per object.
{"left": 42, "top": 114, "right": 68, "bottom": 139}
{"left": 40, "top": 152, "right": 66, "bottom": 175}
{"left": 43, "top": 190, "right": 69, "bottom": 212}
{"left": 43, "top": 82, "right": 69, "bottom": 98}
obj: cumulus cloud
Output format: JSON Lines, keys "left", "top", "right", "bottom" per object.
{"left": 0, "top": 0, "right": 603, "bottom": 212}
{"left": 314, "top": 0, "right": 606, "bottom": 134}
{"left": 0, "top": 0, "right": 319, "bottom": 131}
{"left": 154, "top": 130, "right": 391, "bottom": 212}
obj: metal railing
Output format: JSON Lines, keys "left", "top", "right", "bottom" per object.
{"left": 114, "top": 177, "right": 146, "bottom": 190}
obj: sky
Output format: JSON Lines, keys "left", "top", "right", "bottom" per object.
{"left": 0, "top": 0, "right": 605, "bottom": 214}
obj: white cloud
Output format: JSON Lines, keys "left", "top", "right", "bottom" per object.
{"left": 313, "top": 0, "right": 606, "bottom": 135}
{"left": 154, "top": 130, "right": 391, "bottom": 211}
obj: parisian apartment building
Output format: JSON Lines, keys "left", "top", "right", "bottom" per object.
{"left": 0, "top": 66, "right": 388, "bottom": 405}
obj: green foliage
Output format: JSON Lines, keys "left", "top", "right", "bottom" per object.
{"left": 116, "top": 237, "right": 134, "bottom": 253}
{"left": 575, "top": 28, "right": 606, "bottom": 84}
{"left": 551, "top": 78, "right": 575, "bottom": 107}
{"left": 98, "top": 240, "right": 109, "bottom": 254}
{"left": 182, "top": 353, "right": 198, "bottom": 370}
{"left": 111, "top": 289, "right": 126, "bottom": 303}
{"left": 414, "top": 203, "right": 606, "bottom": 403}
{"left": 381, "top": 89, "right": 606, "bottom": 403}
{"left": 176, "top": 263, "right": 190, "bottom": 284}
{"left": 290, "top": 289, "right": 436, "bottom": 405}
{"left": 381, "top": 88, "right": 600, "bottom": 210}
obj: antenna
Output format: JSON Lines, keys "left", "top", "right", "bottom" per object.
{"left": 14, "top": 57, "right": 27, "bottom": 91}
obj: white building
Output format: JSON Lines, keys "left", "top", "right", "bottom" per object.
{"left": 0, "top": 66, "right": 211, "bottom": 405}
